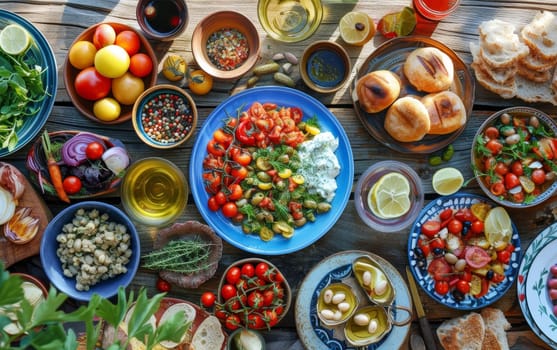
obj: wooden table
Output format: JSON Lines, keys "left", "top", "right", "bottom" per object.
{"left": 2, "top": 0, "right": 557, "bottom": 349}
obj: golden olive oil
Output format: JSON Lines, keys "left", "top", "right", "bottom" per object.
{"left": 121, "top": 157, "right": 187, "bottom": 226}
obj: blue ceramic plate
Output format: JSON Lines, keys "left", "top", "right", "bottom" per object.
{"left": 407, "top": 193, "right": 521, "bottom": 310}
{"left": 518, "top": 222, "right": 557, "bottom": 349}
{"left": 189, "top": 86, "right": 354, "bottom": 255}
{"left": 295, "top": 250, "right": 412, "bottom": 349}
{"left": 0, "top": 9, "right": 57, "bottom": 157}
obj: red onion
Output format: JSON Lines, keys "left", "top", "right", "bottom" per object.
{"left": 61, "top": 132, "right": 105, "bottom": 166}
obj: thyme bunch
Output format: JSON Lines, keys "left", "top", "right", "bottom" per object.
{"left": 142, "top": 238, "right": 215, "bottom": 274}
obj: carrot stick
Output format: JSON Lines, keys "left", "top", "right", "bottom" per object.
{"left": 41, "top": 130, "right": 70, "bottom": 203}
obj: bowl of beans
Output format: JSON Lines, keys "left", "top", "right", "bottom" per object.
{"left": 471, "top": 106, "right": 557, "bottom": 208}
{"left": 191, "top": 11, "right": 260, "bottom": 80}
{"left": 132, "top": 84, "right": 198, "bottom": 149}
{"left": 40, "top": 201, "right": 140, "bottom": 301}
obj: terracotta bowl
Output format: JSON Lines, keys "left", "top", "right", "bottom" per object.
{"left": 300, "top": 40, "right": 351, "bottom": 94}
{"left": 154, "top": 221, "right": 223, "bottom": 289}
{"left": 132, "top": 84, "right": 198, "bottom": 149}
{"left": 191, "top": 11, "right": 260, "bottom": 80}
{"left": 64, "top": 22, "right": 157, "bottom": 124}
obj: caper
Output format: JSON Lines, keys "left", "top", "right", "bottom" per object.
{"left": 429, "top": 156, "right": 442, "bottom": 166}
{"left": 442, "top": 144, "right": 454, "bottom": 161}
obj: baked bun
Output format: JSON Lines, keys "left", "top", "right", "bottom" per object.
{"left": 422, "top": 91, "right": 467, "bottom": 134}
{"left": 404, "top": 47, "right": 454, "bottom": 92}
{"left": 355, "top": 70, "right": 401, "bottom": 113}
{"left": 384, "top": 96, "right": 430, "bottom": 142}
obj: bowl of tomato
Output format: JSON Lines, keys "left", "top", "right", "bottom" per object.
{"left": 407, "top": 193, "right": 521, "bottom": 310}
{"left": 471, "top": 106, "right": 557, "bottom": 208}
{"left": 216, "top": 258, "right": 291, "bottom": 330}
{"left": 64, "top": 22, "right": 157, "bottom": 124}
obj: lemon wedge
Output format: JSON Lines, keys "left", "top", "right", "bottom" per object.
{"left": 0, "top": 24, "right": 31, "bottom": 55}
{"left": 367, "top": 172, "right": 411, "bottom": 219}
{"left": 339, "top": 11, "right": 375, "bottom": 46}
{"left": 432, "top": 167, "right": 463, "bottom": 196}
{"left": 484, "top": 206, "right": 513, "bottom": 247}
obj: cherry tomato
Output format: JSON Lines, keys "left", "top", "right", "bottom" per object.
{"left": 429, "top": 237, "right": 445, "bottom": 251}
{"left": 227, "top": 183, "right": 243, "bottom": 201}
{"left": 461, "top": 270, "right": 472, "bottom": 282}
{"left": 247, "top": 291, "right": 264, "bottom": 309}
{"left": 74, "top": 67, "right": 111, "bottom": 101}
{"left": 483, "top": 157, "right": 496, "bottom": 172}
{"left": 230, "top": 166, "right": 248, "bottom": 181}
{"left": 221, "top": 202, "right": 238, "bottom": 218}
{"left": 448, "top": 219, "right": 463, "bottom": 234}
{"left": 421, "top": 220, "right": 441, "bottom": 238}
{"left": 456, "top": 280, "right": 471, "bottom": 294}
{"left": 531, "top": 169, "right": 546, "bottom": 185}
{"left": 512, "top": 190, "right": 525, "bottom": 203}
{"left": 465, "top": 246, "right": 491, "bottom": 269}
{"left": 434, "top": 280, "right": 449, "bottom": 295}
{"left": 62, "top": 176, "right": 82, "bottom": 195}
{"left": 470, "top": 220, "right": 484, "bottom": 235}
{"left": 247, "top": 313, "right": 266, "bottom": 329}
{"left": 510, "top": 161, "right": 524, "bottom": 176}
{"left": 213, "top": 129, "right": 233, "bottom": 146}
{"left": 264, "top": 309, "right": 279, "bottom": 327}
{"left": 241, "top": 263, "right": 255, "bottom": 278}
{"left": 221, "top": 284, "right": 237, "bottom": 300}
{"left": 439, "top": 208, "right": 453, "bottom": 221}
{"left": 418, "top": 239, "right": 431, "bottom": 257}
{"left": 494, "top": 162, "right": 509, "bottom": 176}
{"left": 491, "top": 272, "right": 505, "bottom": 283}
{"left": 156, "top": 278, "right": 171, "bottom": 292}
{"left": 484, "top": 126, "right": 500, "bottom": 139}
{"left": 129, "top": 52, "right": 153, "bottom": 78}
{"left": 490, "top": 182, "right": 506, "bottom": 196}
{"left": 208, "top": 196, "right": 220, "bottom": 211}
{"left": 232, "top": 150, "right": 252, "bottom": 166}
{"left": 200, "top": 292, "right": 216, "bottom": 307}
{"left": 255, "top": 262, "right": 270, "bottom": 280}
{"left": 226, "top": 266, "right": 241, "bottom": 284}
{"left": 428, "top": 258, "right": 451, "bottom": 281}
{"left": 85, "top": 141, "right": 105, "bottom": 161}
{"left": 214, "top": 191, "right": 227, "bottom": 206}
{"left": 454, "top": 208, "right": 474, "bottom": 222}
{"left": 225, "top": 314, "right": 241, "bottom": 330}
{"left": 497, "top": 250, "right": 511, "bottom": 264}
{"left": 504, "top": 173, "right": 520, "bottom": 190}
{"left": 207, "top": 139, "right": 226, "bottom": 157}
{"left": 486, "top": 139, "right": 503, "bottom": 155}
{"left": 262, "top": 289, "right": 275, "bottom": 306}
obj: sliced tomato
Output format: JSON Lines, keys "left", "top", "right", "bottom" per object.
{"left": 428, "top": 257, "right": 451, "bottom": 281}
{"left": 421, "top": 220, "right": 441, "bottom": 238}
{"left": 464, "top": 246, "right": 491, "bottom": 269}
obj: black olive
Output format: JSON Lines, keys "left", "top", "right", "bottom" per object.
{"left": 433, "top": 247, "right": 445, "bottom": 256}
{"left": 452, "top": 289, "right": 465, "bottom": 302}
{"left": 414, "top": 247, "right": 424, "bottom": 258}
{"left": 486, "top": 270, "right": 494, "bottom": 281}
{"left": 461, "top": 226, "right": 469, "bottom": 236}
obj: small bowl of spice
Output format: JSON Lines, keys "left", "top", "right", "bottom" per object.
{"left": 191, "top": 11, "right": 260, "bottom": 80}
{"left": 132, "top": 84, "right": 197, "bottom": 149}
{"left": 300, "top": 40, "right": 351, "bottom": 94}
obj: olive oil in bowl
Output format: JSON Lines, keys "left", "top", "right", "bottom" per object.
{"left": 121, "top": 157, "right": 188, "bottom": 227}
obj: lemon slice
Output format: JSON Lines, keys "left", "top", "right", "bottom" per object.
{"left": 367, "top": 172, "right": 411, "bottom": 219}
{"left": 339, "top": 11, "right": 375, "bottom": 46}
{"left": 432, "top": 167, "right": 463, "bottom": 196}
{"left": 0, "top": 24, "right": 31, "bottom": 55}
{"left": 471, "top": 202, "right": 491, "bottom": 221}
{"left": 470, "top": 274, "right": 482, "bottom": 296}
{"left": 484, "top": 206, "right": 513, "bottom": 247}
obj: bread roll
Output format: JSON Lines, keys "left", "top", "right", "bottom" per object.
{"left": 355, "top": 70, "right": 401, "bottom": 113}
{"left": 422, "top": 91, "right": 467, "bottom": 135}
{"left": 384, "top": 96, "right": 430, "bottom": 142}
{"left": 403, "top": 47, "right": 454, "bottom": 92}
{"left": 437, "top": 312, "right": 485, "bottom": 350}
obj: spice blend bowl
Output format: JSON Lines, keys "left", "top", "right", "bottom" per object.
{"left": 64, "top": 22, "right": 157, "bottom": 124}
{"left": 217, "top": 257, "right": 292, "bottom": 330}
{"left": 132, "top": 84, "right": 198, "bottom": 149}
{"left": 191, "top": 11, "right": 260, "bottom": 80}
{"left": 40, "top": 201, "right": 140, "bottom": 301}
{"left": 300, "top": 40, "right": 351, "bottom": 93}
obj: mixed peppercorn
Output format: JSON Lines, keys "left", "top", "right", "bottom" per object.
{"left": 140, "top": 92, "right": 194, "bottom": 144}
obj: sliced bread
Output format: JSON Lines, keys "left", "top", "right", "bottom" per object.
{"left": 471, "top": 60, "right": 517, "bottom": 99}
{"left": 480, "top": 308, "right": 511, "bottom": 350}
{"left": 518, "top": 50, "right": 557, "bottom": 71}
{"left": 470, "top": 42, "right": 516, "bottom": 84}
{"left": 517, "top": 64, "right": 553, "bottom": 83}
{"left": 515, "top": 75, "right": 557, "bottom": 105}
{"left": 479, "top": 19, "right": 529, "bottom": 69}
{"left": 521, "top": 11, "right": 557, "bottom": 60}
{"left": 437, "top": 312, "right": 486, "bottom": 350}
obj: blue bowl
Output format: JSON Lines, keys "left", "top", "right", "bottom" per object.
{"left": 40, "top": 201, "right": 140, "bottom": 301}
{"left": 0, "top": 9, "right": 57, "bottom": 157}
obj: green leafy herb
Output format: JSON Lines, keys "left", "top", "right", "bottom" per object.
{"left": 142, "top": 238, "right": 216, "bottom": 274}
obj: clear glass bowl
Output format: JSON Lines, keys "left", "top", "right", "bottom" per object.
{"left": 354, "top": 161, "right": 423, "bottom": 232}
{"left": 257, "top": 0, "right": 323, "bottom": 43}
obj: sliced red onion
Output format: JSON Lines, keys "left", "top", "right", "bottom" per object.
{"left": 61, "top": 133, "right": 105, "bottom": 166}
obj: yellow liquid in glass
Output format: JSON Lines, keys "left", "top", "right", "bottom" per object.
{"left": 259, "top": 0, "right": 322, "bottom": 42}
{"left": 121, "top": 158, "right": 187, "bottom": 226}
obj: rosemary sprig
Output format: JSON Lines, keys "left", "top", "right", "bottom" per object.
{"left": 142, "top": 238, "right": 215, "bottom": 274}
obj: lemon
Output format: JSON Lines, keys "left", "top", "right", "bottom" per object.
{"left": 470, "top": 274, "right": 482, "bottom": 296}
{"left": 339, "top": 12, "right": 375, "bottom": 46}
{"left": 484, "top": 207, "right": 513, "bottom": 247}
{"left": 368, "top": 172, "right": 411, "bottom": 219}
{"left": 432, "top": 167, "right": 463, "bottom": 196}
{"left": 0, "top": 24, "right": 31, "bottom": 55}
{"left": 471, "top": 202, "right": 491, "bottom": 222}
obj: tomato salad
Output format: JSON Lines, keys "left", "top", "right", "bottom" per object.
{"left": 473, "top": 110, "right": 557, "bottom": 205}
{"left": 413, "top": 202, "right": 516, "bottom": 302}
{"left": 202, "top": 101, "right": 333, "bottom": 241}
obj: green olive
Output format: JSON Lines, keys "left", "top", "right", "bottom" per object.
{"left": 251, "top": 192, "right": 265, "bottom": 206}
{"left": 257, "top": 171, "right": 272, "bottom": 183}
{"left": 272, "top": 221, "right": 294, "bottom": 238}
{"left": 294, "top": 217, "right": 307, "bottom": 227}
{"left": 259, "top": 226, "right": 274, "bottom": 241}
{"left": 317, "top": 202, "right": 332, "bottom": 213}
{"left": 303, "top": 199, "right": 317, "bottom": 209}
{"left": 256, "top": 157, "right": 271, "bottom": 171}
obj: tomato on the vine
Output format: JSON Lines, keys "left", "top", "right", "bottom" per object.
{"left": 226, "top": 266, "right": 241, "bottom": 284}
{"left": 221, "top": 284, "right": 237, "bottom": 300}
{"left": 255, "top": 262, "right": 270, "bottom": 280}
{"left": 241, "top": 263, "right": 255, "bottom": 278}
{"left": 86, "top": 141, "right": 105, "bottom": 160}
{"left": 208, "top": 196, "right": 220, "bottom": 211}
{"left": 247, "top": 313, "right": 266, "bottom": 329}
{"left": 227, "top": 183, "right": 243, "bottom": 200}
{"left": 200, "top": 292, "right": 216, "bottom": 308}
{"left": 222, "top": 202, "right": 238, "bottom": 218}
{"left": 247, "top": 291, "right": 264, "bottom": 309}
{"left": 63, "top": 176, "right": 82, "bottom": 195}
{"left": 225, "top": 314, "right": 241, "bottom": 330}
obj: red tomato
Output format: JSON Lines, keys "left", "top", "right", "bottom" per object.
{"left": 247, "top": 291, "right": 264, "bottom": 309}
{"left": 200, "top": 292, "right": 216, "bottom": 307}
{"left": 494, "top": 162, "right": 509, "bottom": 176}
{"left": 74, "top": 67, "right": 111, "bottom": 101}
{"left": 263, "top": 309, "right": 279, "bottom": 327}
{"left": 461, "top": 270, "right": 472, "bottom": 282}
{"left": 510, "top": 161, "right": 524, "bottom": 176}
{"left": 448, "top": 219, "right": 463, "bottom": 234}
{"left": 62, "top": 176, "right": 82, "bottom": 195}
{"left": 454, "top": 208, "right": 474, "bottom": 222}
{"left": 115, "top": 30, "right": 140, "bottom": 55}
{"left": 465, "top": 246, "right": 491, "bottom": 269}
{"left": 531, "top": 169, "right": 546, "bottom": 185}
{"left": 434, "top": 280, "right": 449, "bottom": 295}
{"left": 484, "top": 126, "right": 500, "bottom": 139}
{"left": 483, "top": 157, "right": 496, "bottom": 172}
{"left": 428, "top": 258, "right": 451, "bottom": 281}
{"left": 497, "top": 250, "right": 511, "bottom": 264}
{"left": 233, "top": 151, "right": 252, "bottom": 166}
{"left": 213, "top": 129, "right": 233, "bottom": 146}
{"left": 262, "top": 289, "right": 275, "bottom": 306}
{"left": 486, "top": 139, "right": 503, "bottom": 155}
{"left": 208, "top": 196, "right": 220, "bottom": 211}
{"left": 490, "top": 182, "right": 506, "bottom": 196}
{"left": 221, "top": 284, "right": 237, "bottom": 300}
{"left": 230, "top": 166, "right": 248, "bottom": 181}
{"left": 226, "top": 267, "right": 241, "bottom": 284}
{"left": 214, "top": 191, "right": 227, "bottom": 206}
{"left": 491, "top": 272, "right": 505, "bottom": 283}
{"left": 456, "top": 280, "right": 471, "bottom": 294}
{"left": 418, "top": 239, "right": 431, "bottom": 257}
{"left": 222, "top": 202, "right": 238, "bottom": 218}
{"left": 470, "top": 220, "right": 484, "bottom": 235}
{"left": 429, "top": 237, "right": 445, "bottom": 250}
{"left": 439, "top": 208, "right": 453, "bottom": 221}
{"left": 85, "top": 141, "right": 105, "bottom": 160}
{"left": 421, "top": 220, "right": 441, "bottom": 238}
{"left": 207, "top": 139, "right": 226, "bottom": 157}
{"left": 129, "top": 52, "right": 153, "bottom": 78}
{"left": 255, "top": 262, "right": 270, "bottom": 280}
{"left": 227, "top": 183, "right": 243, "bottom": 200}
{"left": 512, "top": 190, "right": 525, "bottom": 203}
{"left": 225, "top": 314, "right": 241, "bottom": 330}
{"left": 247, "top": 313, "right": 266, "bottom": 329}
{"left": 156, "top": 278, "right": 171, "bottom": 292}
{"left": 504, "top": 173, "right": 520, "bottom": 189}
{"left": 241, "top": 263, "right": 255, "bottom": 278}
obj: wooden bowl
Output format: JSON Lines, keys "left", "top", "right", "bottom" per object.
{"left": 132, "top": 84, "right": 198, "bottom": 149}
{"left": 191, "top": 11, "right": 260, "bottom": 80}
{"left": 64, "top": 22, "right": 157, "bottom": 124}
{"left": 135, "top": 0, "right": 189, "bottom": 41}
{"left": 300, "top": 40, "right": 351, "bottom": 93}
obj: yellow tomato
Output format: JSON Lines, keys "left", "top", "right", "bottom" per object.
{"left": 188, "top": 69, "right": 213, "bottom": 95}
{"left": 93, "top": 97, "right": 121, "bottom": 122}
{"left": 112, "top": 72, "right": 145, "bottom": 105}
{"left": 68, "top": 40, "right": 97, "bottom": 69}
{"left": 162, "top": 54, "right": 187, "bottom": 81}
{"left": 94, "top": 44, "right": 130, "bottom": 78}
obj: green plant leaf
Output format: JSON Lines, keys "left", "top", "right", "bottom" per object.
{"left": 29, "top": 288, "right": 69, "bottom": 325}
{"left": 146, "top": 310, "right": 190, "bottom": 349}
{"left": 96, "top": 287, "right": 132, "bottom": 327}
{"left": 127, "top": 290, "right": 163, "bottom": 342}
{"left": 0, "top": 267, "right": 24, "bottom": 307}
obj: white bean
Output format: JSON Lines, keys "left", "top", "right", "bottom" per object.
{"left": 374, "top": 280, "right": 388, "bottom": 295}
{"left": 320, "top": 309, "right": 335, "bottom": 320}
{"left": 363, "top": 271, "right": 372, "bottom": 286}
{"left": 354, "top": 313, "right": 370, "bottom": 326}
{"left": 332, "top": 292, "right": 346, "bottom": 304}
{"left": 323, "top": 289, "right": 333, "bottom": 304}
{"left": 368, "top": 319, "right": 378, "bottom": 333}
{"left": 333, "top": 310, "right": 343, "bottom": 321}
{"left": 338, "top": 302, "right": 351, "bottom": 312}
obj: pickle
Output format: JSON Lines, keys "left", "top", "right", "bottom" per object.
{"left": 253, "top": 62, "right": 280, "bottom": 76}
{"left": 273, "top": 72, "right": 295, "bottom": 87}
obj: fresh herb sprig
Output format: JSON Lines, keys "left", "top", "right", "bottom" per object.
{"left": 142, "top": 238, "right": 216, "bottom": 274}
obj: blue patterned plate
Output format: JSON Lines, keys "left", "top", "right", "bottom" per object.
{"left": 0, "top": 9, "right": 57, "bottom": 157}
{"left": 518, "top": 222, "right": 557, "bottom": 348}
{"left": 407, "top": 193, "right": 521, "bottom": 310}
{"left": 295, "top": 250, "right": 411, "bottom": 349}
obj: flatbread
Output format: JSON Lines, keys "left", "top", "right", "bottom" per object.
{"left": 190, "top": 315, "right": 225, "bottom": 350}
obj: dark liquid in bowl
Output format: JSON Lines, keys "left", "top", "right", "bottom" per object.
{"left": 144, "top": 0, "right": 184, "bottom": 34}
{"left": 307, "top": 49, "right": 345, "bottom": 88}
